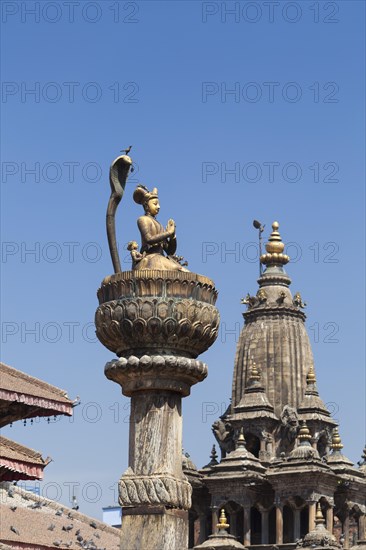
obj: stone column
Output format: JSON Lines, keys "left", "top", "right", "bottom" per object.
{"left": 276, "top": 505, "right": 283, "bottom": 544}
{"left": 211, "top": 507, "right": 219, "bottom": 534}
{"left": 198, "top": 514, "right": 206, "bottom": 544}
{"left": 96, "top": 271, "right": 219, "bottom": 550}
{"left": 231, "top": 511, "right": 238, "bottom": 538}
{"left": 294, "top": 509, "right": 301, "bottom": 540}
{"left": 308, "top": 501, "right": 316, "bottom": 532}
{"left": 326, "top": 506, "right": 334, "bottom": 534}
{"left": 261, "top": 510, "right": 269, "bottom": 544}
{"left": 343, "top": 515, "right": 350, "bottom": 550}
{"left": 358, "top": 515, "right": 366, "bottom": 541}
{"left": 243, "top": 506, "right": 251, "bottom": 546}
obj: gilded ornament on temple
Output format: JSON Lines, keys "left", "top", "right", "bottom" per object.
{"left": 260, "top": 222, "right": 290, "bottom": 267}
{"left": 315, "top": 503, "right": 325, "bottom": 525}
{"left": 331, "top": 427, "right": 344, "bottom": 451}
{"left": 236, "top": 427, "right": 246, "bottom": 448}
{"left": 250, "top": 361, "right": 261, "bottom": 383}
{"left": 298, "top": 420, "right": 312, "bottom": 443}
{"left": 217, "top": 508, "right": 230, "bottom": 531}
{"left": 306, "top": 365, "right": 317, "bottom": 385}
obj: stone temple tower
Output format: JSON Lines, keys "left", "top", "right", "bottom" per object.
{"left": 188, "top": 222, "right": 366, "bottom": 550}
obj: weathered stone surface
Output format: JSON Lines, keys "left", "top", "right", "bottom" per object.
{"left": 96, "top": 271, "right": 219, "bottom": 358}
{"left": 119, "top": 508, "right": 188, "bottom": 550}
{"left": 105, "top": 354, "right": 208, "bottom": 396}
{"left": 119, "top": 469, "right": 191, "bottom": 508}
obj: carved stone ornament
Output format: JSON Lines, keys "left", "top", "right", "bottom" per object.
{"left": 105, "top": 354, "right": 208, "bottom": 396}
{"left": 119, "top": 467, "right": 192, "bottom": 510}
{"left": 96, "top": 270, "right": 219, "bottom": 358}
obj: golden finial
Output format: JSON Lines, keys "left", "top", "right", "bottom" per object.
{"left": 250, "top": 361, "right": 261, "bottom": 384}
{"left": 260, "top": 222, "right": 290, "bottom": 267}
{"left": 315, "top": 503, "right": 325, "bottom": 525}
{"left": 217, "top": 508, "right": 230, "bottom": 531}
{"left": 237, "top": 427, "right": 246, "bottom": 448}
{"left": 298, "top": 420, "right": 312, "bottom": 443}
{"left": 331, "top": 427, "right": 344, "bottom": 451}
{"left": 306, "top": 365, "right": 317, "bottom": 385}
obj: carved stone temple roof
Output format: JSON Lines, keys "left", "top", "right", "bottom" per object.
{"left": 232, "top": 223, "right": 314, "bottom": 417}
{"left": 205, "top": 431, "right": 265, "bottom": 480}
{"left": 194, "top": 509, "right": 245, "bottom": 549}
{"left": 232, "top": 362, "right": 278, "bottom": 421}
{"left": 327, "top": 428, "right": 358, "bottom": 476}
{"left": 298, "top": 365, "right": 336, "bottom": 426}
{"left": 299, "top": 504, "right": 340, "bottom": 549}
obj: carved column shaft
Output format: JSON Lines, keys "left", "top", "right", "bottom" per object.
{"left": 198, "top": 514, "right": 206, "bottom": 544}
{"left": 326, "top": 506, "right": 334, "bottom": 534}
{"left": 294, "top": 509, "right": 301, "bottom": 540}
{"left": 129, "top": 391, "right": 182, "bottom": 476}
{"left": 343, "top": 515, "right": 350, "bottom": 550}
{"left": 262, "top": 510, "right": 269, "bottom": 544}
{"left": 276, "top": 505, "right": 283, "bottom": 544}
{"left": 308, "top": 502, "right": 316, "bottom": 532}
{"left": 212, "top": 508, "right": 219, "bottom": 534}
{"left": 243, "top": 506, "right": 251, "bottom": 546}
{"left": 359, "top": 515, "right": 366, "bottom": 540}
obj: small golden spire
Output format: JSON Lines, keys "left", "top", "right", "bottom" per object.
{"left": 260, "top": 222, "right": 290, "bottom": 267}
{"left": 298, "top": 420, "right": 312, "bottom": 444}
{"left": 315, "top": 503, "right": 325, "bottom": 525}
{"left": 250, "top": 361, "right": 261, "bottom": 384}
{"left": 237, "top": 427, "right": 246, "bottom": 448}
{"left": 306, "top": 364, "right": 317, "bottom": 385}
{"left": 331, "top": 427, "right": 344, "bottom": 451}
{"left": 217, "top": 508, "right": 230, "bottom": 531}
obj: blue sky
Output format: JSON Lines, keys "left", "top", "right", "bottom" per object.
{"left": 1, "top": 0, "right": 365, "bottom": 519}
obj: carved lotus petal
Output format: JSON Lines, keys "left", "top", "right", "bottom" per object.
{"left": 201, "top": 306, "right": 212, "bottom": 324}
{"left": 192, "top": 322, "right": 203, "bottom": 339}
{"left": 147, "top": 317, "right": 162, "bottom": 337}
{"left": 178, "top": 319, "right": 191, "bottom": 337}
{"left": 188, "top": 303, "right": 198, "bottom": 322}
{"left": 110, "top": 320, "right": 121, "bottom": 340}
{"left": 113, "top": 304, "right": 123, "bottom": 320}
{"left": 126, "top": 301, "right": 138, "bottom": 320}
{"left": 201, "top": 324, "right": 212, "bottom": 341}
{"left": 133, "top": 318, "right": 146, "bottom": 336}
{"left": 175, "top": 302, "right": 186, "bottom": 320}
{"left": 157, "top": 301, "right": 169, "bottom": 320}
{"left": 121, "top": 318, "right": 133, "bottom": 337}
{"left": 163, "top": 318, "right": 176, "bottom": 337}
{"left": 141, "top": 301, "right": 154, "bottom": 320}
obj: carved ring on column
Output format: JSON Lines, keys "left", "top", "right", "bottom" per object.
{"left": 119, "top": 468, "right": 192, "bottom": 510}
{"left": 105, "top": 355, "right": 208, "bottom": 396}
